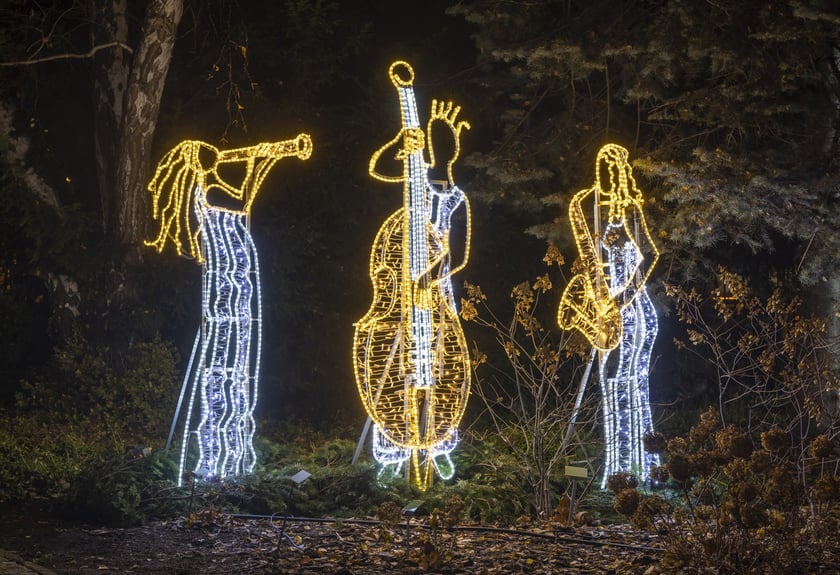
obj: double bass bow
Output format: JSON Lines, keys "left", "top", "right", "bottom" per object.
{"left": 353, "top": 61, "right": 472, "bottom": 489}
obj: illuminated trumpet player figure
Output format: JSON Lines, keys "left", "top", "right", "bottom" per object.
{"left": 557, "top": 144, "right": 659, "bottom": 486}
{"left": 353, "top": 61, "right": 472, "bottom": 489}
{"left": 146, "top": 135, "right": 312, "bottom": 485}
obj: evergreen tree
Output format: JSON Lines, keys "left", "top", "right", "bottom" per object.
{"left": 450, "top": 0, "right": 840, "bottom": 286}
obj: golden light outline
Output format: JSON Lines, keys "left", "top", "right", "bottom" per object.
{"left": 354, "top": 61, "right": 471, "bottom": 489}
{"left": 557, "top": 143, "right": 658, "bottom": 350}
{"left": 146, "top": 134, "right": 312, "bottom": 262}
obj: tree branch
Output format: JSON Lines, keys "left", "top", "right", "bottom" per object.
{"left": 0, "top": 41, "right": 133, "bottom": 67}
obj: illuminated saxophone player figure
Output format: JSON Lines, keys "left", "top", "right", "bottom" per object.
{"left": 353, "top": 61, "right": 472, "bottom": 489}
{"left": 146, "top": 135, "right": 312, "bottom": 485}
{"left": 557, "top": 144, "right": 659, "bottom": 486}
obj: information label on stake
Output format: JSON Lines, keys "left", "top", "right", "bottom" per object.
{"left": 564, "top": 465, "right": 588, "bottom": 479}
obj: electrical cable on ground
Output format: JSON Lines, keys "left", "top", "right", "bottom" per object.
{"left": 230, "top": 513, "right": 663, "bottom": 553}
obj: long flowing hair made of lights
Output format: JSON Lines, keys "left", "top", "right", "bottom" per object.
{"left": 147, "top": 135, "right": 312, "bottom": 485}
{"left": 557, "top": 143, "right": 660, "bottom": 486}
{"left": 353, "top": 61, "right": 472, "bottom": 489}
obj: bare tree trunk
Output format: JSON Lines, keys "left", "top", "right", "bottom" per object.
{"left": 91, "top": 0, "right": 130, "bottom": 237}
{"left": 822, "top": 47, "right": 840, "bottom": 420}
{"left": 113, "top": 0, "right": 183, "bottom": 248}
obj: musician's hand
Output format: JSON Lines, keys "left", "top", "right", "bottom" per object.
{"left": 395, "top": 127, "right": 426, "bottom": 160}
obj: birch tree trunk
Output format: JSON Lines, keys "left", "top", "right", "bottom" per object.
{"left": 83, "top": 0, "right": 183, "bottom": 341}
{"left": 91, "top": 0, "right": 130, "bottom": 237}
{"left": 109, "top": 0, "right": 184, "bottom": 248}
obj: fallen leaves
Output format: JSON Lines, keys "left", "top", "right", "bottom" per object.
{"left": 2, "top": 508, "right": 669, "bottom": 575}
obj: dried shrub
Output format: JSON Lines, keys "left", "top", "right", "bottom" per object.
{"left": 613, "top": 488, "right": 640, "bottom": 517}
{"left": 612, "top": 408, "right": 840, "bottom": 574}
{"left": 649, "top": 464, "right": 670, "bottom": 484}
{"left": 667, "top": 437, "right": 688, "bottom": 455}
{"left": 667, "top": 453, "right": 692, "bottom": 483}
{"left": 606, "top": 472, "right": 637, "bottom": 494}
{"left": 762, "top": 465, "right": 798, "bottom": 507}
{"left": 631, "top": 494, "right": 671, "bottom": 528}
{"left": 748, "top": 450, "right": 772, "bottom": 474}
{"left": 688, "top": 407, "right": 720, "bottom": 446}
{"left": 813, "top": 474, "right": 839, "bottom": 503}
{"left": 689, "top": 450, "right": 719, "bottom": 477}
{"left": 443, "top": 495, "right": 465, "bottom": 528}
{"left": 643, "top": 431, "right": 667, "bottom": 454}
{"left": 715, "top": 427, "right": 753, "bottom": 459}
{"left": 462, "top": 269, "right": 599, "bottom": 518}
{"left": 376, "top": 500, "right": 402, "bottom": 526}
{"left": 552, "top": 494, "right": 571, "bottom": 524}
{"left": 809, "top": 435, "right": 833, "bottom": 459}
{"left": 760, "top": 427, "right": 789, "bottom": 455}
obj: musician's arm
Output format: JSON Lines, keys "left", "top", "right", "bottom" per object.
{"left": 626, "top": 202, "right": 659, "bottom": 281}
{"left": 369, "top": 130, "right": 408, "bottom": 183}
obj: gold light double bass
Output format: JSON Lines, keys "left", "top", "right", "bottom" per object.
{"left": 352, "top": 61, "right": 471, "bottom": 489}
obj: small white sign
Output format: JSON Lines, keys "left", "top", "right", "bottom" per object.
{"left": 564, "top": 465, "right": 588, "bottom": 479}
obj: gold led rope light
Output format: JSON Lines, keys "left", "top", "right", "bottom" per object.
{"left": 353, "top": 61, "right": 472, "bottom": 489}
{"left": 146, "top": 135, "right": 312, "bottom": 485}
{"left": 557, "top": 143, "right": 658, "bottom": 350}
{"left": 146, "top": 135, "right": 313, "bottom": 262}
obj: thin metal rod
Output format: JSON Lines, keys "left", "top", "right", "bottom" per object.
{"left": 352, "top": 325, "right": 402, "bottom": 464}
{"left": 352, "top": 416, "right": 373, "bottom": 465}
{"left": 559, "top": 347, "right": 597, "bottom": 459}
{"left": 166, "top": 327, "right": 201, "bottom": 451}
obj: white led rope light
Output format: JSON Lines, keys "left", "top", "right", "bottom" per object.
{"left": 353, "top": 61, "right": 472, "bottom": 489}
{"left": 147, "top": 136, "right": 312, "bottom": 485}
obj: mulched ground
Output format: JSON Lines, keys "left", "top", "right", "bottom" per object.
{"left": 0, "top": 504, "right": 664, "bottom": 574}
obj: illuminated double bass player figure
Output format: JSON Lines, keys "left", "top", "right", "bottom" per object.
{"left": 146, "top": 134, "right": 312, "bottom": 485}
{"left": 557, "top": 144, "right": 660, "bottom": 486}
{"left": 353, "top": 61, "right": 472, "bottom": 489}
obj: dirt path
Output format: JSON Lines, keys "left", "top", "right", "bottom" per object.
{"left": 0, "top": 504, "right": 663, "bottom": 574}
